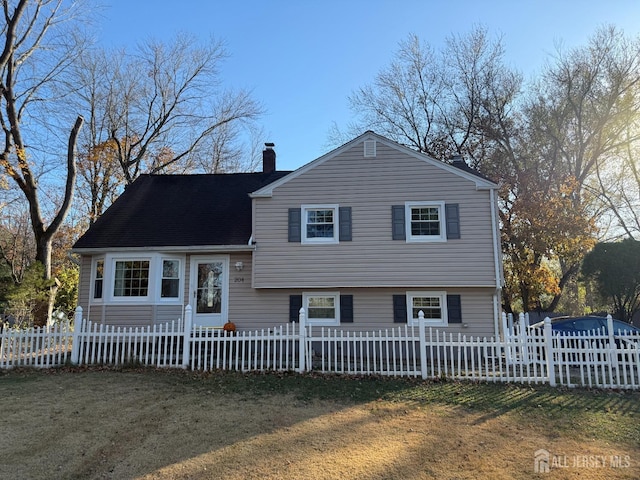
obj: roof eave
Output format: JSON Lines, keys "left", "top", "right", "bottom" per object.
{"left": 72, "top": 244, "right": 256, "bottom": 255}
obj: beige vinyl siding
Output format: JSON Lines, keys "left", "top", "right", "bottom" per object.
{"left": 80, "top": 303, "right": 182, "bottom": 327}
{"left": 154, "top": 305, "right": 184, "bottom": 324}
{"left": 253, "top": 141, "right": 498, "bottom": 288}
{"left": 227, "top": 252, "right": 256, "bottom": 320}
{"left": 77, "top": 255, "right": 92, "bottom": 310}
{"left": 84, "top": 304, "right": 154, "bottom": 326}
{"left": 76, "top": 254, "right": 496, "bottom": 335}
{"left": 225, "top": 287, "right": 496, "bottom": 338}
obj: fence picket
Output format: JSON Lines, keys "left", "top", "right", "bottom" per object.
{"left": 2, "top": 310, "right": 640, "bottom": 390}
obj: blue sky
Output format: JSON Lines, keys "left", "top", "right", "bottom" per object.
{"left": 96, "top": 0, "right": 640, "bottom": 171}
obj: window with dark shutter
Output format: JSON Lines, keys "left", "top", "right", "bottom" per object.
{"left": 340, "top": 295, "right": 354, "bottom": 322}
{"left": 445, "top": 204, "right": 460, "bottom": 239}
{"left": 393, "top": 294, "right": 407, "bottom": 323}
{"left": 288, "top": 208, "right": 301, "bottom": 242}
{"left": 391, "top": 206, "right": 405, "bottom": 240}
{"left": 447, "top": 294, "right": 462, "bottom": 323}
{"left": 338, "top": 207, "right": 352, "bottom": 241}
{"left": 289, "top": 295, "right": 302, "bottom": 322}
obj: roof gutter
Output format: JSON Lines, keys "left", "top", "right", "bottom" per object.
{"left": 489, "top": 188, "right": 504, "bottom": 289}
{"left": 72, "top": 244, "right": 256, "bottom": 255}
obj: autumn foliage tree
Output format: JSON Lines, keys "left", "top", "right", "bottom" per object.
{"left": 500, "top": 176, "right": 597, "bottom": 312}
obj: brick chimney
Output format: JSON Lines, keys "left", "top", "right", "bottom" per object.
{"left": 263, "top": 142, "right": 276, "bottom": 173}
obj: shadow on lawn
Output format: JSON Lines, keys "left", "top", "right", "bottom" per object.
{"left": 2, "top": 367, "right": 639, "bottom": 479}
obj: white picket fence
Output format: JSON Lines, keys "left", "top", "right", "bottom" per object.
{"left": 71, "top": 318, "right": 185, "bottom": 368}
{"left": 2, "top": 306, "right": 640, "bottom": 390}
{"left": 502, "top": 312, "right": 640, "bottom": 389}
{"left": 189, "top": 322, "right": 303, "bottom": 372}
{"left": 0, "top": 321, "right": 73, "bottom": 368}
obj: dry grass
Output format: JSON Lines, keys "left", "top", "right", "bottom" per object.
{"left": 1, "top": 367, "right": 639, "bottom": 479}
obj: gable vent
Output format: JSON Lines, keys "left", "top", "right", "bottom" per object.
{"left": 364, "top": 139, "right": 376, "bottom": 157}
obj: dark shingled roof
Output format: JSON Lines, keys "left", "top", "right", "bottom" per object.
{"left": 73, "top": 171, "right": 292, "bottom": 249}
{"left": 450, "top": 160, "right": 496, "bottom": 184}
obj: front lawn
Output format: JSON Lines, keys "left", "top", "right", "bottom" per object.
{"left": 1, "top": 367, "right": 638, "bottom": 479}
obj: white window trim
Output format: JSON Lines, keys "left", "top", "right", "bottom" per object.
{"left": 303, "top": 291, "right": 340, "bottom": 326}
{"left": 157, "top": 257, "right": 184, "bottom": 303}
{"left": 406, "top": 291, "right": 448, "bottom": 327}
{"left": 102, "top": 253, "right": 185, "bottom": 304}
{"left": 301, "top": 204, "right": 339, "bottom": 244}
{"left": 405, "top": 201, "right": 447, "bottom": 242}
{"left": 91, "top": 257, "right": 105, "bottom": 303}
{"left": 110, "top": 256, "right": 152, "bottom": 302}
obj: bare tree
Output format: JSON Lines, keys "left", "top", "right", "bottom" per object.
{"left": 0, "top": 0, "right": 86, "bottom": 324}
{"left": 520, "top": 26, "right": 640, "bottom": 311}
{"left": 344, "top": 25, "right": 640, "bottom": 314}
{"left": 65, "top": 48, "right": 125, "bottom": 224}
{"left": 590, "top": 122, "right": 640, "bottom": 240}
{"left": 83, "top": 34, "right": 263, "bottom": 185}
{"left": 199, "top": 123, "right": 266, "bottom": 173}
{"left": 69, "top": 34, "right": 264, "bottom": 221}
{"left": 347, "top": 27, "right": 522, "bottom": 164}
{"left": 528, "top": 26, "right": 640, "bottom": 200}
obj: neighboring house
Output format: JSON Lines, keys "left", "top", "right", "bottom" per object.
{"left": 73, "top": 131, "right": 504, "bottom": 336}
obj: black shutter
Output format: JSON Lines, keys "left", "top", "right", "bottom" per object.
{"left": 340, "top": 295, "right": 354, "bottom": 322}
{"left": 289, "top": 295, "right": 302, "bottom": 322}
{"left": 288, "top": 208, "right": 301, "bottom": 242}
{"left": 392, "top": 205, "right": 406, "bottom": 240}
{"left": 393, "top": 294, "right": 407, "bottom": 323}
{"left": 447, "top": 294, "right": 462, "bottom": 323}
{"left": 338, "top": 207, "right": 352, "bottom": 241}
{"left": 445, "top": 204, "right": 460, "bottom": 239}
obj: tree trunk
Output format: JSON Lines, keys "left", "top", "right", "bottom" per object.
{"left": 32, "top": 236, "right": 50, "bottom": 327}
{"left": 545, "top": 263, "right": 580, "bottom": 312}
{"left": 31, "top": 116, "right": 84, "bottom": 326}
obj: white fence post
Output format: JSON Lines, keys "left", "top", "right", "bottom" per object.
{"left": 70, "top": 306, "right": 83, "bottom": 365}
{"left": 606, "top": 314, "right": 615, "bottom": 345}
{"left": 518, "top": 313, "right": 529, "bottom": 364}
{"left": 181, "top": 305, "right": 192, "bottom": 369}
{"left": 500, "top": 312, "right": 508, "bottom": 340}
{"left": 543, "top": 317, "right": 556, "bottom": 387}
{"left": 298, "top": 307, "right": 306, "bottom": 373}
{"left": 605, "top": 314, "right": 617, "bottom": 378}
{"left": 418, "top": 310, "right": 427, "bottom": 379}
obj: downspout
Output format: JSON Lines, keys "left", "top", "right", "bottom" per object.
{"left": 489, "top": 188, "right": 502, "bottom": 337}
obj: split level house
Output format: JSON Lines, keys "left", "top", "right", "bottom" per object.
{"left": 73, "top": 131, "right": 504, "bottom": 336}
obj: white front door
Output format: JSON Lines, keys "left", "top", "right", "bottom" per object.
{"left": 189, "top": 256, "right": 229, "bottom": 327}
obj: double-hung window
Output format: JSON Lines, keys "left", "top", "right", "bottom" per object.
{"left": 161, "top": 259, "right": 181, "bottom": 299}
{"left": 303, "top": 292, "right": 340, "bottom": 325}
{"left": 302, "top": 204, "right": 338, "bottom": 244}
{"left": 406, "top": 201, "right": 446, "bottom": 242}
{"left": 406, "top": 291, "right": 447, "bottom": 326}
{"left": 113, "top": 260, "right": 150, "bottom": 297}
{"left": 93, "top": 259, "right": 104, "bottom": 300}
